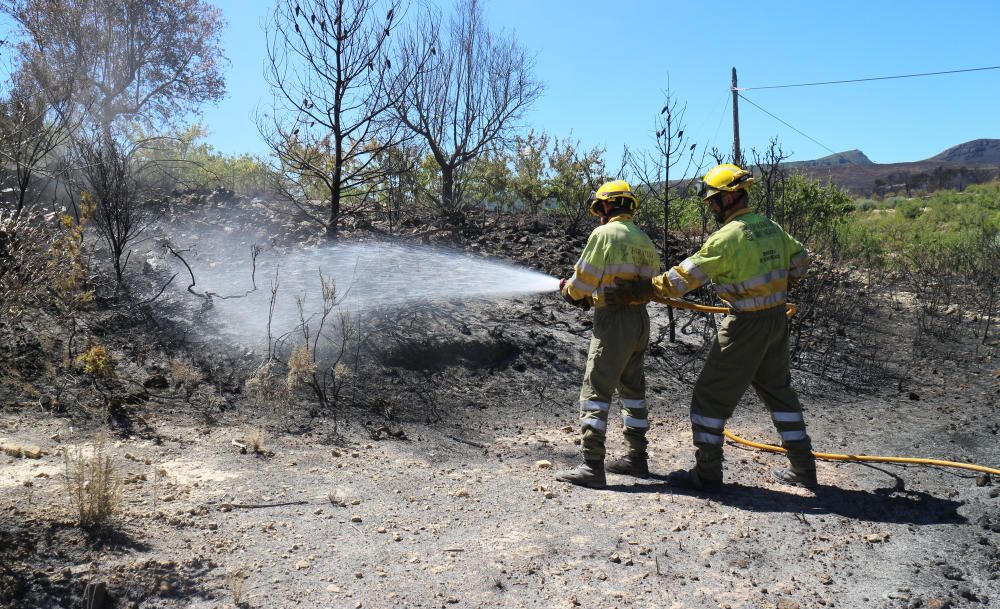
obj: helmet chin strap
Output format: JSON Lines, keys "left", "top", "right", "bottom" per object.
{"left": 600, "top": 204, "right": 627, "bottom": 225}
{"left": 712, "top": 192, "right": 746, "bottom": 223}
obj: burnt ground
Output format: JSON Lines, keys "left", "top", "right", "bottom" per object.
{"left": 1, "top": 191, "right": 999, "bottom": 609}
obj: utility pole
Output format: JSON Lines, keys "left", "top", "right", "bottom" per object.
{"left": 732, "top": 67, "right": 741, "bottom": 166}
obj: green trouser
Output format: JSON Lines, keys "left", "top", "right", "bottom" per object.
{"left": 690, "top": 306, "right": 815, "bottom": 482}
{"left": 579, "top": 305, "right": 650, "bottom": 461}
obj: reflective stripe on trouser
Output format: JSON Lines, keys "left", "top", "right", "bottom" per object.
{"left": 579, "top": 306, "right": 650, "bottom": 461}
{"left": 690, "top": 307, "right": 814, "bottom": 482}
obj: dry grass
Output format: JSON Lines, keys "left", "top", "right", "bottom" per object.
{"left": 286, "top": 344, "right": 316, "bottom": 389}
{"left": 244, "top": 359, "right": 291, "bottom": 411}
{"left": 226, "top": 568, "right": 250, "bottom": 608}
{"left": 63, "top": 433, "right": 121, "bottom": 529}
{"left": 170, "top": 358, "right": 203, "bottom": 386}
{"left": 193, "top": 384, "right": 227, "bottom": 409}
{"left": 247, "top": 429, "right": 266, "bottom": 454}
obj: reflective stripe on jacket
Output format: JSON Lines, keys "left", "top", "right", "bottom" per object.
{"left": 565, "top": 215, "right": 660, "bottom": 308}
{"left": 651, "top": 209, "right": 809, "bottom": 312}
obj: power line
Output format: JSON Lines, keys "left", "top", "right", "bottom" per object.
{"left": 737, "top": 64, "right": 1000, "bottom": 91}
{"left": 736, "top": 92, "right": 843, "bottom": 159}
{"left": 710, "top": 90, "right": 730, "bottom": 144}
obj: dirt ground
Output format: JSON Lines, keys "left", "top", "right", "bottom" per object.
{"left": 2, "top": 193, "right": 999, "bottom": 609}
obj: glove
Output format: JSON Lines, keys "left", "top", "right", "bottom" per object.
{"left": 604, "top": 277, "right": 654, "bottom": 307}
{"left": 559, "top": 278, "right": 592, "bottom": 311}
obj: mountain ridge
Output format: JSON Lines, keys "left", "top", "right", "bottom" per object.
{"left": 782, "top": 139, "right": 1000, "bottom": 195}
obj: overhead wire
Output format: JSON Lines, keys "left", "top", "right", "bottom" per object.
{"left": 735, "top": 91, "right": 845, "bottom": 160}
{"left": 710, "top": 90, "right": 731, "bottom": 145}
{"left": 732, "top": 63, "right": 1000, "bottom": 161}
{"left": 736, "top": 64, "right": 1000, "bottom": 91}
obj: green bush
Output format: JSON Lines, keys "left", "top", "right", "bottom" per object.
{"left": 895, "top": 200, "right": 923, "bottom": 220}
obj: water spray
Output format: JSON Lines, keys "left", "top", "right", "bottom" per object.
{"left": 187, "top": 240, "right": 560, "bottom": 343}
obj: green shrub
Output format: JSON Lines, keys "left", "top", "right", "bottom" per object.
{"left": 896, "top": 200, "right": 923, "bottom": 220}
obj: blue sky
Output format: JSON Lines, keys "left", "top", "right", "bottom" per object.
{"left": 204, "top": 0, "right": 1000, "bottom": 168}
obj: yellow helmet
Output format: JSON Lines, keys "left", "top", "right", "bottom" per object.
{"left": 698, "top": 164, "right": 754, "bottom": 201}
{"left": 587, "top": 179, "right": 639, "bottom": 217}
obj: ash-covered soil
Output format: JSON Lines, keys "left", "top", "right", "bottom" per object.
{"left": 2, "top": 191, "right": 999, "bottom": 609}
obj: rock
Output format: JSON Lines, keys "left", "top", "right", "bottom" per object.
{"left": 776, "top": 599, "right": 800, "bottom": 609}
{"left": 535, "top": 460, "right": 552, "bottom": 469}
{"left": 990, "top": 488, "right": 999, "bottom": 498}
{"left": 976, "top": 474, "right": 992, "bottom": 487}
{"left": 21, "top": 446, "right": 43, "bottom": 459}
{"left": 819, "top": 573, "right": 833, "bottom": 585}
{"left": 908, "top": 391, "right": 920, "bottom": 400}
{"left": 446, "top": 596, "right": 459, "bottom": 604}
{"left": 941, "top": 565, "right": 963, "bottom": 580}
{"left": 926, "top": 599, "right": 951, "bottom": 609}
{"left": 608, "top": 552, "right": 621, "bottom": 563}
{"left": 295, "top": 560, "right": 310, "bottom": 570}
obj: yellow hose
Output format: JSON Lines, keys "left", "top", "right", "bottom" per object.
{"left": 650, "top": 296, "right": 798, "bottom": 318}
{"left": 649, "top": 298, "right": 999, "bottom": 476}
{"left": 724, "top": 430, "right": 1000, "bottom": 476}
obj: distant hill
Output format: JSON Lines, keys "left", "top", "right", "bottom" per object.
{"left": 783, "top": 149, "right": 873, "bottom": 169}
{"left": 929, "top": 139, "right": 1000, "bottom": 164}
{"left": 782, "top": 139, "right": 1000, "bottom": 196}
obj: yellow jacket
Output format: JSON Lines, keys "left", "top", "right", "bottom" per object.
{"left": 564, "top": 215, "right": 660, "bottom": 308}
{"left": 652, "top": 209, "right": 808, "bottom": 312}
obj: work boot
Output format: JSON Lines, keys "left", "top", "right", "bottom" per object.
{"left": 555, "top": 460, "right": 606, "bottom": 489}
{"left": 667, "top": 468, "right": 722, "bottom": 494}
{"left": 772, "top": 467, "right": 818, "bottom": 490}
{"left": 606, "top": 453, "right": 649, "bottom": 478}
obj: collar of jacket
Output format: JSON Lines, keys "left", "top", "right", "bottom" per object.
{"left": 606, "top": 213, "right": 634, "bottom": 224}
{"left": 722, "top": 207, "right": 752, "bottom": 225}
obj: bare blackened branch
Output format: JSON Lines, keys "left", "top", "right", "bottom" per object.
{"left": 393, "top": 0, "right": 542, "bottom": 223}
{"left": 259, "top": 0, "right": 425, "bottom": 239}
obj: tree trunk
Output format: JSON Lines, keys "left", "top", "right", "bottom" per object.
{"left": 441, "top": 165, "right": 455, "bottom": 214}
{"left": 327, "top": 188, "right": 341, "bottom": 240}
{"left": 664, "top": 163, "right": 675, "bottom": 342}
{"left": 327, "top": 158, "right": 343, "bottom": 240}
{"left": 440, "top": 164, "right": 464, "bottom": 227}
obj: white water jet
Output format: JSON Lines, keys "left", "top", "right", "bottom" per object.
{"left": 184, "top": 241, "right": 560, "bottom": 344}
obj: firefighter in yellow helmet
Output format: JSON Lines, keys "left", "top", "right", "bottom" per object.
{"left": 606, "top": 164, "right": 818, "bottom": 492}
{"left": 555, "top": 180, "right": 660, "bottom": 489}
